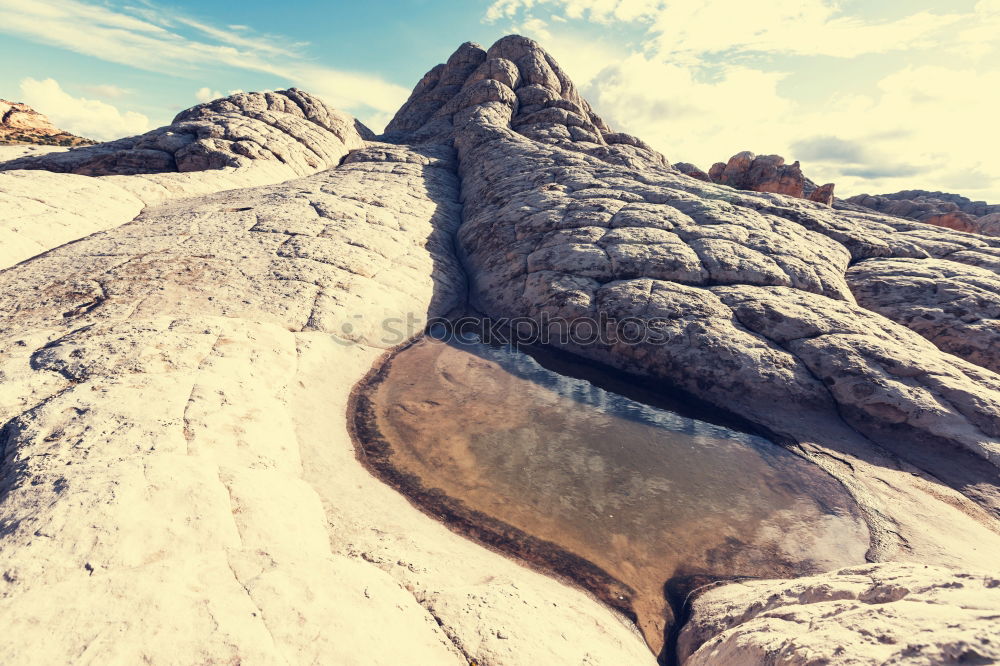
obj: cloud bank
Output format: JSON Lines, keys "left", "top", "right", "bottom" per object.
{"left": 19, "top": 77, "right": 150, "bottom": 141}
{"left": 0, "top": 0, "right": 410, "bottom": 129}
{"left": 487, "top": 0, "right": 1000, "bottom": 200}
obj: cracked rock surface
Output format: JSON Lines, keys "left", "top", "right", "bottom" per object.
{"left": 846, "top": 190, "right": 1000, "bottom": 237}
{"left": 1, "top": 34, "right": 999, "bottom": 665}
{"left": 0, "top": 89, "right": 369, "bottom": 177}
{"left": 678, "top": 562, "right": 1000, "bottom": 665}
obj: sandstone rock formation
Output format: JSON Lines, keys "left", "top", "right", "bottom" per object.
{"left": 0, "top": 89, "right": 369, "bottom": 176}
{"left": 673, "top": 162, "right": 711, "bottom": 182}
{"left": 685, "top": 150, "right": 836, "bottom": 205}
{"left": 0, "top": 90, "right": 372, "bottom": 269}
{"left": 678, "top": 562, "right": 1000, "bottom": 664}
{"left": 0, "top": 99, "right": 95, "bottom": 146}
{"left": 846, "top": 190, "right": 1000, "bottom": 237}
{"left": 390, "top": 33, "right": 1000, "bottom": 655}
{"left": 1, "top": 35, "right": 999, "bottom": 665}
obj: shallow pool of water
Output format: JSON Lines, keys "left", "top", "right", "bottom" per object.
{"left": 353, "top": 333, "right": 870, "bottom": 655}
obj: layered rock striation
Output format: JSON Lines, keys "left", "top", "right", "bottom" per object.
{"left": 0, "top": 34, "right": 999, "bottom": 665}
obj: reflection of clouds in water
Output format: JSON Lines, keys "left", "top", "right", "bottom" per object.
{"left": 473, "top": 340, "right": 760, "bottom": 446}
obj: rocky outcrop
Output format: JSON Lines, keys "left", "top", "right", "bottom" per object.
{"left": 847, "top": 190, "right": 1000, "bottom": 237}
{"left": 808, "top": 181, "right": 836, "bottom": 205}
{"left": 0, "top": 91, "right": 374, "bottom": 268}
{"left": 0, "top": 89, "right": 367, "bottom": 176}
{"left": 1, "top": 34, "right": 999, "bottom": 666}
{"left": 846, "top": 257, "right": 1000, "bottom": 374}
{"left": 684, "top": 151, "right": 835, "bottom": 205}
{"left": 383, "top": 40, "right": 666, "bottom": 169}
{"left": 678, "top": 562, "right": 1000, "bottom": 664}
{"left": 0, "top": 99, "right": 95, "bottom": 146}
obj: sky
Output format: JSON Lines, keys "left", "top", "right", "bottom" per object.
{"left": 1, "top": 0, "right": 998, "bottom": 200}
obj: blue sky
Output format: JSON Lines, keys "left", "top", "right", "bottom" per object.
{"left": 1, "top": 0, "right": 998, "bottom": 200}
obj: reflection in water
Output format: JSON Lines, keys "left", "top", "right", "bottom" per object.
{"left": 355, "top": 334, "right": 870, "bottom": 655}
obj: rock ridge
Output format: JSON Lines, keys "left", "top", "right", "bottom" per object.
{"left": 0, "top": 89, "right": 367, "bottom": 177}
{"left": 846, "top": 189, "right": 1000, "bottom": 237}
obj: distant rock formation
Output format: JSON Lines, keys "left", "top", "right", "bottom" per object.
{"left": 846, "top": 190, "right": 1000, "bottom": 236}
{"left": 0, "top": 89, "right": 370, "bottom": 177}
{"left": 0, "top": 99, "right": 95, "bottom": 146}
{"left": 681, "top": 151, "right": 835, "bottom": 205}
{"left": 673, "top": 161, "right": 711, "bottom": 181}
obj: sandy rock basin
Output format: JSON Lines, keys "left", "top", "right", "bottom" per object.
{"left": 351, "top": 328, "right": 871, "bottom": 656}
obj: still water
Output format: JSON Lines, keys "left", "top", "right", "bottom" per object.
{"left": 355, "top": 333, "right": 869, "bottom": 654}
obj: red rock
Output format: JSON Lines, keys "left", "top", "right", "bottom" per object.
{"left": 0, "top": 99, "right": 95, "bottom": 146}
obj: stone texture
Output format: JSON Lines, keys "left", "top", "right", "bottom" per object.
{"left": 384, "top": 37, "right": 666, "bottom": 169}
{"left": 394, "top": 33, "right": 1000, "bottom": 589}
{"left": 674, "top": 162, "right": 711, "bottom": 181}
{"left": 695, "top": 150, "right": 835, "bottom": 204}
{"left": 0, "top": 89, "right": 366, "bottom": 176}
{"left": 679, "top": 562, "right": 1000, "bottom": 665}
{"left": 0, "top": 99, "right": 95, "bottom": 146}
{"left": 1, "top": 34, "right": 999, "bottom": 666}
{"left": 0, "top": 140, "right": 652, "bottom": 665}
{"left": 809, "top": 181, "right": 835, "bottom": 205}
{"left": 0, "top": 92, "right": 373, "bottom": 269}
{"left": 846, "top": 190, "right": 1000, "bottom": 237}
{"left": 847, "top": 257, "right": 1000, "bottom": 374}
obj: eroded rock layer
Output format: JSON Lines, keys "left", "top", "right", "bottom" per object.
{"left": 382, "top": 33, "right": 1000, "bottom": 662}
{"left": 678, "top": 562, "right": 1000, "bottom": 664}
{"left": 681, "top": 151, "right": 835, "bottom": 204}
{"left": 0, "top": 91, "right": 373, "bottom": 269}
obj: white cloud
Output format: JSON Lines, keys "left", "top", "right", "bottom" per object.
{"left": 195, "top": 87, "right": 247, "bottom": 103}
{"left": 19, "top": 77, "right": 151, "bottom": 141}
{"left": 791, "top": 65, "right": 1000, "bottom": 198}
{"left": 79, "top": 83, "right": 131, "bottom": 99}
{"left": 485, "top": 0, "right": 1000, "bottom": 200}
{"left": 645, "top": 1, "right": 958, "bottom": 60}
{"left": 0, "top": 0, "right": 410, "bottom": 129}
{"left": 583, "top": 54, "right": 794, "bottom": 166}
{"left": 487, "top": 0, "right": 960, "bottom": 58}
{"left": 195, "top": 87, "right": 222, "bottom": 102}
